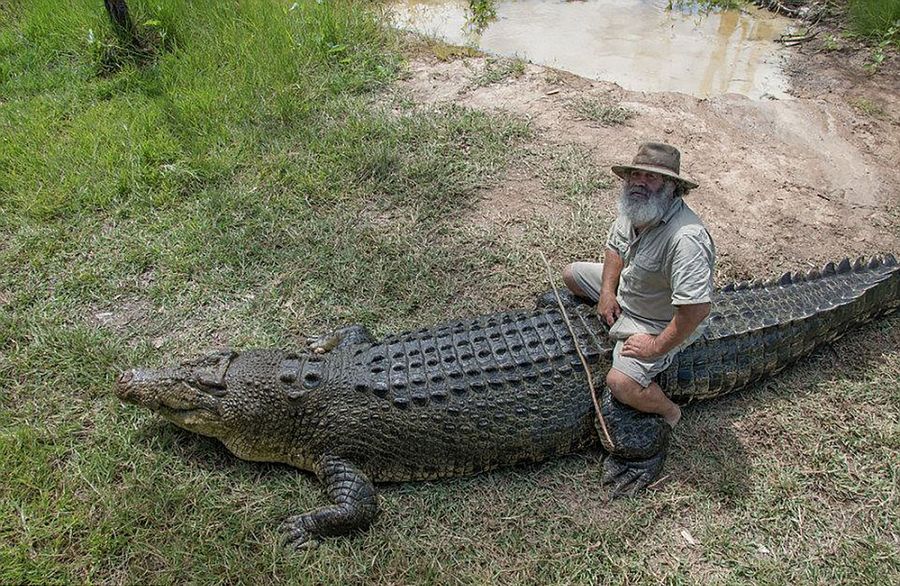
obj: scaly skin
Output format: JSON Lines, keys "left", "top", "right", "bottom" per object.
{"left": 117, "top": 254, "right": 899, "bottom": 547}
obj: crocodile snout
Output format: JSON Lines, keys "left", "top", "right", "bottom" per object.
{"left": 116, "top": 369, "right": 135, "bottom": 400}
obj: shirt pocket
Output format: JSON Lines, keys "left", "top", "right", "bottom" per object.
{"left": 632, "top": 252, "right": 661, "bottom": 273}
{"left": 627, "top": 252, "right": 668, "bottom": 296}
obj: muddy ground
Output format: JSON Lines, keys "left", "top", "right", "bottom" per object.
{"left": 395, "top": 29, "right": 899, "bottom": 281}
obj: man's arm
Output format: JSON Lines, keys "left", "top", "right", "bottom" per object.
{"left": 620, "top": 302, "right": 710, "bottom": 359}
{"left": 598, "top": 248, "right": 624, "bottom": 326}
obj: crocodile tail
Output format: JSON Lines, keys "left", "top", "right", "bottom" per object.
{"left": 658, "top": 255, "right": 899, "bottom": 401}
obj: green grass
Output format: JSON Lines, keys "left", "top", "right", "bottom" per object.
{"left": 567, "top": 97, "right": 635, "bottom": 127}
{"left": 1, "top": 1, "right": 899, "bottom": 584}
{"left": 848, "top": 0, "right": 900, "bottom": 45}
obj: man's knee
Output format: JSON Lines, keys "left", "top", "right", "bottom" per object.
{"left": 606, "top": 368, "right": 642, "bottom": 401}
{"left": 562, "top": 264, "right": 580, "bottom": 295}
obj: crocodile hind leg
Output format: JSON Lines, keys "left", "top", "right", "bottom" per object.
{"left": 596, "top": 388, "right": 670, "bottom": 499}
{"left": 307, "top": 324, "right": 375, "bottom": 354}
{"left": 281, "top": 456, "right": 379, "bottom": 549}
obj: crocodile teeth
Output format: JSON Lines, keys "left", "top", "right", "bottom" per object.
{"left": 837, "top": 258, "right": 852, "bottom": 273}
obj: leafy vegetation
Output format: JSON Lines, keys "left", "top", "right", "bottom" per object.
{"left": 465, "top": 0, "right": 498, "bottom": 34}
{"left": 848, "top": 0, "right": 900, "bottom": 45}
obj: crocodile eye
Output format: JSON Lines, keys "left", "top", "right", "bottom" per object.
{"left": 193, "top": 375, "right": 228, "bottom": 396}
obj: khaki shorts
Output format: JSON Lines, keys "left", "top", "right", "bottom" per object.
{"left": 568, "top": 261, "right": 681, "bottom": 389}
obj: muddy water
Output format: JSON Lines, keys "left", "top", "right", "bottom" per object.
{"left": 391, "top": 0, "right": 795, "bottom": 99}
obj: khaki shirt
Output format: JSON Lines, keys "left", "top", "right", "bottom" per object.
{"left": 606, "top": 198, "right": 715, "bottom": 341}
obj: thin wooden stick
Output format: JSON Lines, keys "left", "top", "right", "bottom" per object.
{"left": 538, "top": 251, "right": 614, "bottom": 449}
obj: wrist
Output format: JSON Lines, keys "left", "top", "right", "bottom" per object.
{"left": 650, "top": 335, "right": 671, "bottom": 355}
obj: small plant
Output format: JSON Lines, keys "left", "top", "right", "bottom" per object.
{"left": 568, "top": 98, "right": 635, "bottom": 126}
{"left": 863, "top": 22, "right": 898, "bottom": 72}
{"left": 471, "top": 57, "right": 525, "bottom": 87}
{"left": 822, "top": 34, "right": 841, "bottom": 51}
{"left": 850, "top": 97, "right": 887, "bottom": 119}
{"left": 465, "top": 0, "right": 497, "bottom": 34}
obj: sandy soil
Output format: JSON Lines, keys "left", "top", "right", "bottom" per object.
{"left": 396, "top": 35, "right": 899, "bottom": 281}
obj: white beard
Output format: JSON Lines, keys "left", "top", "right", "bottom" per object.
{"left": 617, "top": 181, "right": 676, "bottom": 228}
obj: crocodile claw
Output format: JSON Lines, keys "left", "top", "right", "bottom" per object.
{"left": 280, "top": 516, "right": 320, "bottom": 550}
{"left": 602, "top": 449, "right": 667, "bottom": 499}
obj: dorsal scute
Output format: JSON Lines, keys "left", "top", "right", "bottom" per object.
{"left": 837, "top": 258, "right": 852, "bottom": 273}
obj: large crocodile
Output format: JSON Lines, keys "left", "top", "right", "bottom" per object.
{"left": 117, "top": 255, "right": 899, "bottom": 547}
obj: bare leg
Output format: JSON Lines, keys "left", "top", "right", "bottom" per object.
{"left": 606, "top": 368, "right": 681, "bottom": 427}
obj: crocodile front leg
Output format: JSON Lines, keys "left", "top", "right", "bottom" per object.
{"left": 281, "top": 456, "right": 379, "bottom": 549}
{"left": 307, "top": 324, "right": 375, "bottom": 354}
{"left": 597, "top": 388, "right": 670, "bottom": 499}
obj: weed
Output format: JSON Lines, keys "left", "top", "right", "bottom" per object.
{"left": 850, "top": 97, "right": 887, "bottom": 119}
{"left": 568, "top": 97, "right": 635, "bottom": 126}
{"left": 822, "top": 34, "right": 841, "bottom": 51}
{"left": 470, "top": 56, "right": 526, "bottom": 87}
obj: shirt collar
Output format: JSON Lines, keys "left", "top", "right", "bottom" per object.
{"left": 660, "top": 196, "right": 683, "bottom": 225}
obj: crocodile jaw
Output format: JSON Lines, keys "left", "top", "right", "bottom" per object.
{"left": 116, "top": 367, "right": 226, "bottom": 437}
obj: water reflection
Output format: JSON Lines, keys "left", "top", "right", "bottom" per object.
{"left": 391, "top": 0, "right": 794, "bottom": 99}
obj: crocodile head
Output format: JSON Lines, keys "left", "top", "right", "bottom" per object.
{"left": 116, "top": 350, "right": 236, "bottom": 438}
{"left": 117, "top": 349, "right": 325, "bottom": 468}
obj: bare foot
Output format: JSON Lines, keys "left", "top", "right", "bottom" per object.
{"left": 664, "top": 404, "right": 682, "bottom": 428}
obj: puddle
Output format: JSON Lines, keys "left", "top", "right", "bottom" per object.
{"left": 391, "top": 0, "right": 795, "bottom": 99}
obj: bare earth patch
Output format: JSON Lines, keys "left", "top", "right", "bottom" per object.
{"left": 396, "top": 45, "right": 899, "bottom": 281}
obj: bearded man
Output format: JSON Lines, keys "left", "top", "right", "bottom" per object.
{"left": 563, "top": 142, "right": 715, "bottom": 429}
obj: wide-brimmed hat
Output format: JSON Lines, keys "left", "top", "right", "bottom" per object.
{"left": 611, "top": 142, "right": 699, "bottom": 190}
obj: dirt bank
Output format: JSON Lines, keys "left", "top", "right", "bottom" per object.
{"left": 395, "top": 35, "right": 899, "bottom": 281}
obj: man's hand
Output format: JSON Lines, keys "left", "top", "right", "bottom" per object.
{"left": 621, "top": 333, "right": 661, "bottom": 359}
{"left": 597, "top": 292, "right": 621, "bottom": 326}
